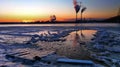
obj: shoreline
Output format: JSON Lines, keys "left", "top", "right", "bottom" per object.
{"left": 0, "top": 22, "right": 119, "bottom": 24}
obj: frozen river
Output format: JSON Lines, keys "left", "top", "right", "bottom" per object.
{"left": 0, "top": 23, "right": 120, "bottom": 67}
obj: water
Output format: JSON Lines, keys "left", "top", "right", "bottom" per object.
{"left": 0, "top": 23, "right": 119, "bottom": 27}
{"left": 0, "top": 23, "right": 119, "bottom": 32}
{"left": 0, "top": 23, "right": 119, "bottom": 44}
{"left": 57, "top": 30, "right": 97, "bottom": 59}
{"left": 0, "top": 23, "right": 119, "bottom": 66}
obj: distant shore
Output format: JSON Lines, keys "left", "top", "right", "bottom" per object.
{"left": 0, "top": 21, "right": 119, "bottom": 24}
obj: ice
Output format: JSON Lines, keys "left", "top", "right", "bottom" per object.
{"left": 90, "top": 30, "right": 120, "bottom": 67}
{"left": 0, "top": 25, "right": 119, "bottom": 67}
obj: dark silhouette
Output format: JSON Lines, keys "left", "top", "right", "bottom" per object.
{"left": 117, "top": 8, "right": 120, "bottom": 16}
{"left": 104, "top": 15, "right": 120, "bottom": 22}
{"left": 81, "top": 7, "right": 87, "bottom": 22}
{"left": 73, "top": 0, "right": 81, "bottom": 23}
{"left": 104, "top": 8, "right": 120, "bottom": 23}
{"left": 50, "top": 15, "right": 56, "bottom": 22}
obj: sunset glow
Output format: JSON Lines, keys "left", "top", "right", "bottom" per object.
{"left": 0, "top": 0, "right": 120, "bottom": 22}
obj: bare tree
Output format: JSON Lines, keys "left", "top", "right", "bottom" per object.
{"left": 50, "top": 15, "right": 56, "bottom": 22}
{"left": 81, "top": 7, "right": 87, "bottom": 22}
{"left": 73, "top": 0, "right": 81, "bottom": 22}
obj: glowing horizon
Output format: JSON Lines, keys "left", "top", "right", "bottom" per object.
{"left": 0, "top": 0, "right": 120, "bottom": 22}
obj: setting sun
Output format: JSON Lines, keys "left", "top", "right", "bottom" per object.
{"left": 22, "top": 20, "right": 33, "bottom": 23}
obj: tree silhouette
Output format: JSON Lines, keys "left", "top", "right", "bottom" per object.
{"left": 50, "top": 15, "right": 56, "bottom": 22}
{"left": 81, "top": 7, "right": 87, "bottom": 22}
{"left": 73, "top": 0, "right": 81, "bottom": 22}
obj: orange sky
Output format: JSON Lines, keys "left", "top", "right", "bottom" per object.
{"left": 0, "top": 10, "right": 117, "bottom": 22}
{"left": 0, "top": 11, "right": 117, "bottom": 22}
{"left": 0, "top": 0, "right": 119, "bottom": 22}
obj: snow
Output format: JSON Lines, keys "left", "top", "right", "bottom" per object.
{"left": 0, "top": 24, "right": 119, "bottom": 67}
{"left": 57, "top": 58, "right": 94, "bottom": 64}
{"left": 90, "top": 30, "right": 120, "bottom": 67}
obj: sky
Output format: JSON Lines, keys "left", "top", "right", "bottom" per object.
{"left": 0, "top": 0, "right": 120, "bottom": 22}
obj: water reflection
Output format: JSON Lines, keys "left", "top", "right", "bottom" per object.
{"left": 57, "top": 30, "right": 97, "bottom": 59}
{"left": 66, "top": 30, "right": 96, "bottom": 43}
{"left": 73, "top": 31, "right": 81, "bottom": 47}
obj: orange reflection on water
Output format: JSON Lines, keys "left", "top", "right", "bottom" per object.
{"left": 73, "top": 32, "right": 80, "bottom": 47}
{"left": 58, "top": 30, "right": 97, "bottom": 59}
{"left": 67, "top": 30, "right": 97, "bottom": 47}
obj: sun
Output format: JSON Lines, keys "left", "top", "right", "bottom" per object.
{"left": 22, "top": 20, "right": 33, "bottom": 23}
